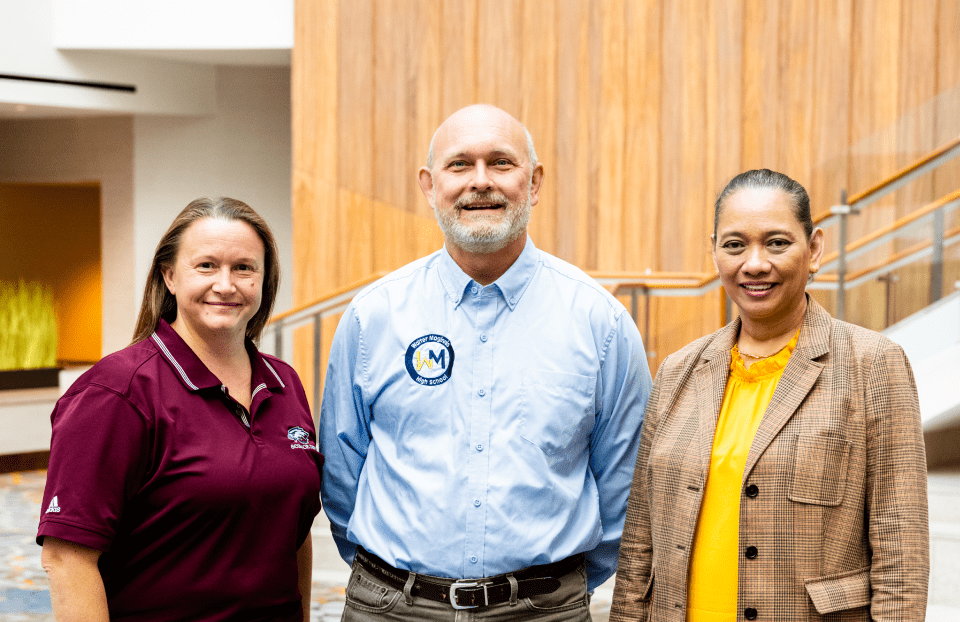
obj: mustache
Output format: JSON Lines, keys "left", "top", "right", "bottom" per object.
{"left": 453, "top": 192, "right": 509, "bottom": 210}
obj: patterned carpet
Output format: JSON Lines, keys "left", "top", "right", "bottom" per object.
{"left": 0, "top": 470, "right": 612, "bottom": 621}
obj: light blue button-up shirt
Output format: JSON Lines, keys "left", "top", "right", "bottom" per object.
{"left": 319, "top": 238, "right": 651, "bottom": 590}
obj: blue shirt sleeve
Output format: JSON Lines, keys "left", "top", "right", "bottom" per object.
{"left": 584, "top": 310, "right": 652, "bottom": 590}
{"left": 319, "top": 304, "right": 369, "bottom": 565}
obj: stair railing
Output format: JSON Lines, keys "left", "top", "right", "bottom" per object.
{"left": 264, "top": 273, "right": 386, "bottom": 414}
{"left": 825, "top": 135, "right": 960, "bottom": 320}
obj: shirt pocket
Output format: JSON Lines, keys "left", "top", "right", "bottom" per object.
{"left": 787, "top": 434, "right": 851, "bottom": 506}
{"left": 519, "top": 369, "right": 596, "bottom": 455}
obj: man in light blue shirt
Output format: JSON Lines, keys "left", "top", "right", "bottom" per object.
{"left": 320, "top": 104, "right": 652, "bottom": 620}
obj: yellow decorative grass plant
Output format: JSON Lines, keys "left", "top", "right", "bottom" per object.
{"left": 0, "top": 280, "right": 58, "bottom": 370}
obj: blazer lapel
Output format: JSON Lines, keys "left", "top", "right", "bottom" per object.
{"left": 743, "top": 296, "right": 832, "bottom": 480}
{"left": 694, "top": 320, "right": 738, "bottom": 475}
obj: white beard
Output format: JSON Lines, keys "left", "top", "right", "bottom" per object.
{"left": 434, "top": 189, "right": 532, "bottom": 254}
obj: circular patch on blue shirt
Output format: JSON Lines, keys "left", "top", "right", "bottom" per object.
{"left": 405, "top": 334, "right": 455, "bottom": 386}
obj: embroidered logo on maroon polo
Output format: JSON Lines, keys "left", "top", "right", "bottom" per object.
{"left": 287, "top": 426, "right": 316, "bottom": 450}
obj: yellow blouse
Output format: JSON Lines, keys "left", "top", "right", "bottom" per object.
{"left": 686, "top": 330, "right": 799, "bottom": 622}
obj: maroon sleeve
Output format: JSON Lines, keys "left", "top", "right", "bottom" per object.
{"left": 37, "top": 384, "right": 151, "bottom": 552}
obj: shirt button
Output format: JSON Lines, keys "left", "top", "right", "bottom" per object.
{"left": 510, "top": 298, "right": 516, "bottom": 305}
{"left": 745, "top": 546, "right": 758, "bottom": 559}
{"left": 480, "top": 334, "right": 487, "bottom": 342}
{"left": 471, "top": 286, "right": 478, "bottom": 294}
{"left": 476, "top": 444, "right": 483, "bottom": 451}
{"left": 745, "top": 484, "right": 759, "bottom": 497}
{"left": 470, "top": 556, "right": 478, "bottom": 563}
{"left": 474, "top": 499, "right": 481, "bottom": 507}
{"left": 478, "top": 389, "right": 485, "bottom": 396}
{"left": 744, "top": 607, "right": 758, "bottom": 620}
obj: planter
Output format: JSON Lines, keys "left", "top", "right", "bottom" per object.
{"left": 0, "top": 367, "right": 61, "bottom": 391}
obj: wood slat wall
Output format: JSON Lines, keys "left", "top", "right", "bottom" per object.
{"left": 293, "top": 0, "right": 960, "bottom": 405}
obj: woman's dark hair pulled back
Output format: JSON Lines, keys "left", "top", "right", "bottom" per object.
{"left": 713, "top": 169, "right": 813, "bottom": 239}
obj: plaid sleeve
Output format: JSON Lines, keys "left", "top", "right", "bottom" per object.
{"left": 864, "top": 342, "right": 929, "bottom": 620}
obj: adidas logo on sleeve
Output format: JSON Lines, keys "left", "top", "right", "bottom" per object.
{"left": 45, "top": 496, "right": 61, "bottom": 513}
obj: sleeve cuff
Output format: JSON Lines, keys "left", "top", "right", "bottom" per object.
{"left": 37, "top": 518, "right": 113, "bottom": 552}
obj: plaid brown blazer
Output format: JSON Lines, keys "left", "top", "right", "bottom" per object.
{"left": 610, "top": 297, "right": 929, "bottom": 621}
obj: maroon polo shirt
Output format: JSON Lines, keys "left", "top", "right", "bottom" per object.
{"left": 38, "top": 320, "right": 322, "bottom": 622}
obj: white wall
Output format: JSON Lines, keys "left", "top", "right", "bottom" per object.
{"left": 134, "top": 65, "right": 293, "bottom": 323}
{"left": 52, "top": 0, "right": 293, "bottom": 56}
{"left": 0, "top": 0, "right": 216, "bottom": 115}
{"left": 0, "top": 390, "right": 57, "bottom": 454}
{"left": 886, "top": 292, "right": 960, "bottom": 430}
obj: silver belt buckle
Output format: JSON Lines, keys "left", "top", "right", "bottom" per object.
{"left": 449, "top": 580, "right": 488, "bottom": 609}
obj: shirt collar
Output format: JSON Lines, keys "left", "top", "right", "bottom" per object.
{"left": 436, "top": 236, "right": 540, "bottom": 310}
{"left": 150, "top": 319, "right": 284, "bottom": 392}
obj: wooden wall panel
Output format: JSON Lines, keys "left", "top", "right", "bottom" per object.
{"left": 658, "top": 0, "right": 683, "bottom": 272}
{"left": 624, "top": 0, "right": 662, "bottom": 273}
{"left": 293, "top": 0, "right": 338, "bottom": 302}
{"left": 897, "top": 0, "right": 938, "bottom": 201}
{"left": 338, "top": 0, "right": 375, "bottom": 290}
{"left": 342, "top": 189, "right": 375, "bottom": 280}
{"left": 808, "top": 0, "right": 852, "bottom": 257}
{"left": 338, "top": 0, "right": 374, "bottom": 200}
{"left": 780, "top": 0, "right": 816, "bottom": 185}
{"left": 677, "top": 0, "right": 711, "bottom": 272}
{"left": 293, "top": 0, "right": 960, "bottom": 377}
{"left": 554, "top": 0, "right": 589, "bottom": 265}
{"left": 597, "top": 0, "right": 626, "bottom": 270}
{"left": 935, "top": 0, "right": 960, "bottom": 205}
{"left": 372, "top": 0, "right": 409, "bottom": 211}
{"left": 293, "top": 324, "right": 315, "bottom": 413}
{"left": 845, "top": 0, "right": 902, "bottom": 331}
{"left": 521, "top": 0, "right": 558, "bottom": 255}
{"left": 371, "top": 1, "right": 413, "bottom": 271}
{"left": 477, "top": 1, "right": 524, "bottom": 116}
{"left": 440, "top": 0, "right": 479, "bottom": 115}
{"left": 711, "top": 0, "right": 743, "bottom": 205}
{"left": 935, "top": 0, "right": 960, "bottom": 300}
{"left": 584, "top": 0, "right": 602, "bottom": 270}
{"left": 412, "top": 1, "right": 444, "bottom": 259}
{"left": 890, "top": 0, "right": 939, "bottom": 323}
{"left": 741, "top": 0, "right": 781, "bottom": 170}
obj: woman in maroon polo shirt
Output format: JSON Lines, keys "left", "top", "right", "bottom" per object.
{"left": 38, "top": 198, "right": 322, "bottom": 622}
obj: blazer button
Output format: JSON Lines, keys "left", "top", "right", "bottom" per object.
{"left": 745, "top": 484, "right": 759, "bottom": 497}
{"left": 745, "top": 607, "right": 758, "bottom": 620}
{"left": 745, "top": 545, "right": 758, "bottom": 559}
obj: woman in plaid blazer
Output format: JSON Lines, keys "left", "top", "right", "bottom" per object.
{"left": 611, "top": 170, "right": 929, "bottom": 621}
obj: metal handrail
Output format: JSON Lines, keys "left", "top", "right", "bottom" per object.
{"left": 847, "top": 136, "right": 960, "bottom": 210}
{"left": 819, "top": 189, "right": 960, "bottom": 274}
{"left": 828, "top": 135, "right": 960, "bottom": 319}
{"left": 811, "top": 223, "right": 960, "bottom": 291}
{"left": 265, "top": 272, "right": 386, "bottom": 414}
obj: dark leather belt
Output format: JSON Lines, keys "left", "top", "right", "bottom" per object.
{"left": 354, "top": 547, "right": 583, "bottom": 610}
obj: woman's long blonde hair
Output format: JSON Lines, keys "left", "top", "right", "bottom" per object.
{"left": 131, "top": 197, "right": 280, "bottom": 345}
